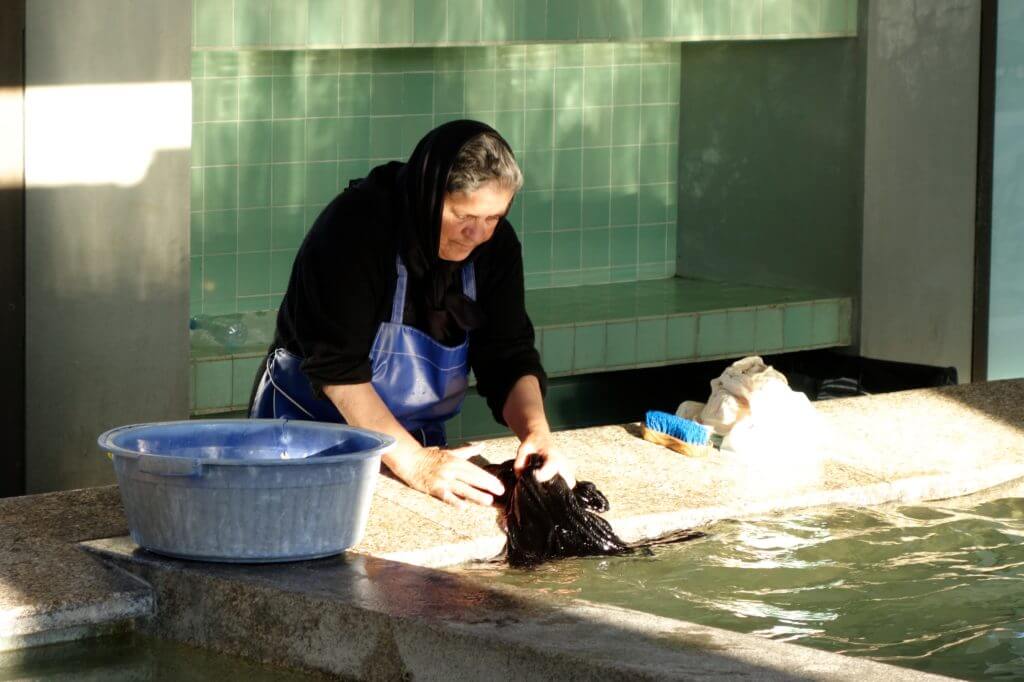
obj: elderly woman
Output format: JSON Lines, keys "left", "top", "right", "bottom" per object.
{"left": 250, "top": 120, "right": 574, "bottom": 508}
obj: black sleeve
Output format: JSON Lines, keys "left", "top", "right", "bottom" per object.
{"left": 468, "top": 224, "right": 548, "bottom": 425}
{"left": 277, "top": 198, "right": 391, "bottom": 396}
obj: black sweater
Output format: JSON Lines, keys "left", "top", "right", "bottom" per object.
{"left": 268, "top": 164, "right": 547, "bottom": 425}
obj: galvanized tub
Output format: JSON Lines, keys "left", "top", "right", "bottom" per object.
{"left": 98, "top": 419, "right": 394, "bottom": 563}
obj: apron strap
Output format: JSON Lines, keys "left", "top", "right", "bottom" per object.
{"left": 390, "top": 254, "right": 408, "bottom": 324}
{"left": 392, "top": 257, "right": 477, "bottom": 323}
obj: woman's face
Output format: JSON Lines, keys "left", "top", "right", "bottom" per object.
{"left": 439, "top": 182, "right": 514, "bottom": 261}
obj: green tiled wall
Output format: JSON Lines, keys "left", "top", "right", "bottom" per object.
{"left": 193, "top": 0, "right": 857, "bottom": 49}
{"left": 191, "top": 42, "right": 680, "bottom": 314}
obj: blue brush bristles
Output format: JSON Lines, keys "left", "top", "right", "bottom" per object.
{"left": 644, "top": 410, "right": 710, "bottom": 446}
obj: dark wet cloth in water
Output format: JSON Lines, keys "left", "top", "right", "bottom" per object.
{"left": 485, "top": 457, "right": 705, "bottom": 567}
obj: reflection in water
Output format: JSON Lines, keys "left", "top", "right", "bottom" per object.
{"left": 460, "top": 498, "right": 1024, "bottom": 680}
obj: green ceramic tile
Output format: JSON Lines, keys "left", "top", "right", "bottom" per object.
{"left": 553, "top": 189, "right": 581, "bottom": 230}
{"left": 448, "top": 0, "right": 483, "bottom": 42}
{"left": 783, "top": 303, "right": 814, "bottom": 347}
{"left": 205, "top": 166, "right": 238, "bottom": 210}
{"left": 523, "top": 232, "right": 552, "bottom": 273}
{"left": 820, "top": 0, "right": 848, "bottom": 33}
{"left": 191, "top": 166, "right": 204, "bottom": 210}
{"left": 845, "top": 0, "right": 858, "bottom": 33}
{"left": 703, "top": 0, "right": 732, "bottom": 35}
{"left": 400, "top": 115, "right": 435, "bottom": 151}
{"left": 270, "top": 0, "right": 307, "bottom": 46}
{"left": 792, "top": 0, "right": 818, "bottom": 33}
{"left": 642, "top": 0, "right": 673, "bottom": 37}
{"left": 239, "top": 121, "right": 271, "bottom": 164}
{"left": 306, "top": 162, "right": 339, "bottom": 204}
{"left": 546, "top": 0, "right": 578, "bottom": 39}
{"left": 204, "top": 122, "right": 237, "bottom": 165}
{"left": 637, "top": 317, "right": 667, "bottom": 363}
{"left": 379, "top": 0, "right": 414, "bottom": 43}
{"left": 754, "top": 306, "right": 784, "bottom": 352}
{"left": 271, "top": 206, "right": 305, "bottom": 249}
{"left": 727, "top": 309, "right": 756, "bottom": 355}
{"left": 521, "top": 150, "right": 554, "bottom": 191}
{"left": 542, "top": 326, "right": 573, "bottom": 373}
{"left": 524, "top": 273, "right": 551, "bottom": 289}
{"left": 272, "top": 51, "right": 309, "bottom": 76}
{"left": 237, "top": 251, "right": 271, "bottom": 296}
{"left": 307, "top": 75, "right": 339, "bottom": 117}
{"left": 191, "top": 53, "right": 206, "bottom": 79}
{"left": 524, "top": 109, "right": 554, "bottom": 151}
{"left": 612, "top": 105, "right": 641, "bottom": 146}
{"left": 583, "top": 67, "right": 613, "bottom": 108}
{"left": 610, "top": 226, "right": 638, "bottom": 266}
{"left": 522, "top": 190, "right": 553, "bottom": 232}
{"left": 205, "top": 53, "right": 239, "bottom": 78}
{"left": 515, "top": 0, "right": 548, "bottom": 41}
{"left": 232, "top": 356, "right": 263, "bottom": 406}
{"left": 270, "top": 249, "right": 297, "bottom": 291}
{"left": 342, "top": 0, "right": 380, "bottom": 45}
{"left": 405, "top": 73, "right": 434, "bottom": 114}
{"left": 730, "top": 0, "right": 761, "bottom": 35}
{"left": 697, "top": 311, "right": 728, "bottom": 357}
{"left": 273, "top": 76, "right": 306, "bottom": 118}
{"left": 235, "top": 0, "right": 271, "bottom": 45}
{"left": 554, "top": 68, "right": 582, "bottom": 112}
{"left": 667, "top": 314, "right": 697, "bottom": 359}
{"left": 435, "top": 71, "right": 465, "bottom": 113}
{"left": 495, "top": 110, "right": 524, "bottom": 150}
{"left": 573, "top": 323, "right": 605, "bottom": 370}
{"left": 638, "top": 183, "right": 671, "bottom": 224}
{"left": 205, "top": 78, "right": 238, "bottom": 122}
{"left": 308, "top": 49, "right": 341, "bottom": 74}
{"left": 610, "top": 189, "right": 638, "bottom": 226}
{"left": 581, "top": 227, "right": 609, "bottom": 268}
{"left": 838, "top": 298, "right": 852, "bottom": 343}
{"left": 552, "top": 230, "right": 581, "bottom": 270}
{"left": 525, "top": 68, "right": 554, "bottom": 109}
{"left": 272, "top": 119, "right": 305, "bottom": 162}
{"left": 639, "top": 144, "right": 671, "bottom": 184}
{"left": 553, "top": 149, "right": 581, "bottom": 189}
{"left": 674, "top": 0, "right": 702, "bottom": 35}
{"left": 338, "top": 159, "right": 371, "bottom": 187}
{"left": 196, "top": 359, "right": 233, "bottom": 410}
{"left": 190, "top": 213, "right": 203, "bottom": 257}
{"left": 272, "top": 164, "right": 305, "bottom": 205}
{"left": 581, "top": 188, "right": 609, "bottom": 228}
{"left": 762, "top": 0, "right": 791, "bottom": 34}
{"left": 192, "top": 82, "right": 207, "bottom": 125}
{"left": 578, "top": 1, "right": 609, "bottom": 39}
{"left": 238, "top": 165, "right": 271, "bottom": 208}
{"left": 460, "top": 392, "right": 500, "bottom": 438}
{"left": 204, "top": 253, "right": 238, "bottom": 304}
{"left": 414, "top": 0, "right": 447, "bottom": 43}
{"left": 581, "top": 106, "right": 613, "bottom": 147}
{"left": 238, "top": 51, "right": 275, "bottom": 76}
{"left": 307, "top": 0, "right": 343, "bottom": 44}
{"left": 638, "top": 224, "right": 666, "bottom": 263}
{"left": 195, "top": 0, "right": 234, "bottom": 48}
{"left": 482, "top": 0, "right": 514, "bottom": 41}
{"left": 606, "top": 321, "right": 637, "bottom": 366}
{"left": 339, "top": 74, "right": 373, "bottom": 115}
{"left": 238, "top": 208, "right": 271, "bottom": 251}
{"left": 237, "top": 296, "right": 272, "bottom": 312}
{"left": 641, "top": 105, "right": 675, "bottom": 145}
{"left": 238, "top": 77, "right": 272, "bottom": 120}
{"left": 464, "top": 70, "right": 496, "bottom": 114}
{"left": 305, "top": 118, "right": 338, "bottom": 161}
{"left": 812, "top": 300, "right": 840, "bottom": 346}
{"left": 338, "top": 116, "right": 371, "bottom": 159}
{"left": 496, "top": 70, "right": 525, "bottom": 112}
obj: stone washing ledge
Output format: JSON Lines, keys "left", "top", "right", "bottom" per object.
{"left": 0, "top": 379, "right": 1021, "bottom": 676}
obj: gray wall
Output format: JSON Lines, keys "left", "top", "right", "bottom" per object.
{"left": 860, "top": 0, "right": 980, "bottom": 381}
{"left": 677, "top": 37, "right": 864, "bottom": 298}
{"left": 25, "top": 1, "right": 192, "bottom": 492}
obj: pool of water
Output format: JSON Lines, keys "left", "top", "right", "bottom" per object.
{"left": 0, "top": 633, "right": 317, "bottom": 681}
{"left": 459, "top": 497, "right": 1024, "bottom": 680}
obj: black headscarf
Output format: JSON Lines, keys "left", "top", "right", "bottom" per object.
{"left": 395, "top": 119, "right": 516, "bottom": 342}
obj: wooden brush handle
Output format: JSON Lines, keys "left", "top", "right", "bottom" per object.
{"left": 641, "top": 425, "right": 717, "bottom": 458}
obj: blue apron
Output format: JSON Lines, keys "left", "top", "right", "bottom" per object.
{"left": 250, "top": 256, "right": 476, "bottom": 447}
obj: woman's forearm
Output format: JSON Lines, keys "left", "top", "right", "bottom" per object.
{"left": 321, "top": 382, "right": 424, "bottom": 472}
{"left": 501, "top": 374, "right": 550, "bottom": 440}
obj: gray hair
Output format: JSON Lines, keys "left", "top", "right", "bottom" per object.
{"left": 446, "top": 132, "right": 524, "bottom": 195}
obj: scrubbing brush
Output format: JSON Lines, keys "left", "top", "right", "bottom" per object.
{"left": 642, "top": 410, "right": 717, "bottom": 457}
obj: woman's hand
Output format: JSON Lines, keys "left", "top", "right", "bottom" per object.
{"left": 514, "top": 429, "right": 576, "bottom": 488}
{"left": 389, "top": 443, "right": 505, "bottom": 508}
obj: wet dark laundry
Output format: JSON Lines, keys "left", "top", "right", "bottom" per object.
{"left": 485, "top": 456, "right": 705, "bottom": 567}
